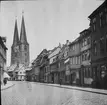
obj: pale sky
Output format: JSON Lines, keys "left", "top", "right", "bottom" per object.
{"left": 0, "top": 0, "right": 103, "bottom": 66}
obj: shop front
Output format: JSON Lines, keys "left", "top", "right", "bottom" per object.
{"left": 70, "top": 69, "right": 80, "bottom": 86}
{"left": 91, "top": 59, "right": 107, "bottom": 89}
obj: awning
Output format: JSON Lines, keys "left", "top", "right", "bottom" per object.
{"left": 3, "top": 72, "right": 10, "bottom": 78}
{"left": 64, "top": 58, "right": 69, "bottom": 64}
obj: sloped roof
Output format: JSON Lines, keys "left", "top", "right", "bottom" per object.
{"left": 15, "top": 64, "right": 25, "bottom": 72}
{"left": 25, "top": 67, "right": 32, "bottom": 71}
{"left": 8, "top": 64, "right": 17, "bottom": 72}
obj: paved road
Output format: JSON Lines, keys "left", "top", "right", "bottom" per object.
{"left": 1, "top": 81, "right": 107, "bottom": 105}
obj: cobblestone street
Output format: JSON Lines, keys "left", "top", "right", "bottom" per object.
{"left": 1, "top": 81, "right": 107, "bottom": 105}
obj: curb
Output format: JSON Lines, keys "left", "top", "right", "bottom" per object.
{"left": 34, "top": 82, "right": 107, "bottom": 96}
{"left": 1, "top": 84, "right": 15, "bottom": 91}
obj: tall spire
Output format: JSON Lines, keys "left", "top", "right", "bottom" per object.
{"left": 20, "top": 11, "right": 28, "bottom": 44}
{"left": 13, "top": 18, "right": 20, "bottom": 46}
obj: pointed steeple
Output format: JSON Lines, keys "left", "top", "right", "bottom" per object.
{"left": 20, "top": 11, "right": 28, "bottom": 44}
{"left": 12, "top": 19, "right": 20, "bottom": 46}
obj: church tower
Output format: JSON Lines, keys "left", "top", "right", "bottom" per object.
{"left": 11, "top": 19, "right": 20, "bottom": 65}
{"left": 11, "top": 13, "right": 29, "bottom": 67}
{"left": 19, "top": 13, "right": 29, "bottom": 67}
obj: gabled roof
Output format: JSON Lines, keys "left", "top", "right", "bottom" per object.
{"left": 15, "top": 64, "right": 24, "bottom": 72}
{"left": 8, "top": 64, "right": 17, "bottom": 72}
{"left": 88, "top": 0, "right": 107, "bottom": 19}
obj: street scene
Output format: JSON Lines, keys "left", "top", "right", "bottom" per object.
{"left": 0, "top": 0, "right": 107, "bottom": 105}
{"left": 1, "top": 81, "right": 107, "bottom": 105}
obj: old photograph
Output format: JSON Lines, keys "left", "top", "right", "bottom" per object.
{"left": 0, "top": 0, "right": 107, "bottom": 105}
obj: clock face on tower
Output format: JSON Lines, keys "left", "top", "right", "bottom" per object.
{"left": 14, "top": 46, "right": 19, "bottom": 52}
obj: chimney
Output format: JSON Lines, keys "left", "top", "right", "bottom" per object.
{"left": 17, "top": 62, "right": 19, "bottom": 68}
{"left": 59, "top": 43, "right": 61, "bottom": 48}
{"left": 66, "top": 40, "right": 69, "bottom": 45}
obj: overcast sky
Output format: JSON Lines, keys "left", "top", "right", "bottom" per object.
{"left": 0, "top": 0, "right": 103, "bottom": 66}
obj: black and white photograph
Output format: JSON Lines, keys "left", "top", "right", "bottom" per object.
{"left": 0, "top": 0, "right": 107, "bottom": 105}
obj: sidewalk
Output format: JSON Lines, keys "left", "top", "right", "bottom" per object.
{"left": 35, "top": 82, "right": 107, "bottom": 95}
{"left": 1, "top": 81, "right": 15, "bottom": 91}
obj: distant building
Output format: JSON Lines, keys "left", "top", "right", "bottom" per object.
{"left": 48, "top": 45, "right": 61, "bottom": 83}
{"left": 58, "top": 40, "right": 70, "bottom": 84}
{"left": 0, "top": 36, "right": 8, "bottom": 85}
{"left": 8, "top": 13, "right": 30, "bottom": 81}
{"left": 88, "top": 0, "right": 107, "bottom": 89}
{"left": 11, "top": 14, "right": 29, "bottom": 67}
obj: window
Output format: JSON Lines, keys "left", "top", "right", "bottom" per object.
{"left": 72, "top": 45, "right": 75, "bottom": 50}
{"left": 87, "top": 50, "right": 91, "bottom": 60}
{"left": 70, "top": 58, "right": 72, "bottom": 64}
{"left": 87, "top": 37, "right": 90, "bottom": 45}
{"left": 82, "top": 54, "right": 84, "bottom": 61}
{"left": 82, "top": 39, "right": 85, "bottom": 47}
{"left": 25, "top": 53, "right": 27, "bottom": 56}
{"left": 73, "top": 57, "right": 75, "bottom": 64}
{"left": 93, "top": 40, "right": 97, "bottom": 55}
{"left": 78, "top": 56, "right": 80, "bottom": 64}
{"left": 100, "top": 37, "right": 104, "bottom": 54}
{"left": 84, "top": 38, "right": 87, "bottom": 46}
{"left": 93, "top": 18, "right": 96, "bottom": 31}
{"left": 15, "top": 53, "right": 17, "bottom": 57}
{"left": 75, "top": 57, "right": 78, "bottom": 64}
{"left": 100, "top": 12, "right": 103, "bottom": 27}
{"left": 24, "top": 45, "right": 27, "bottom": 50}
{"left": 105, "top": 8, "right": 107, "bottom": 23}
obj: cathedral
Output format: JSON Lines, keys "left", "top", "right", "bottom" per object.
{"left": 11, "top": 14, "right": 29, "bottom": 67}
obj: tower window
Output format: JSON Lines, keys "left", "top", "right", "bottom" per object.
{"left": 24, "top": 45, "right": 27, "bottom": 50}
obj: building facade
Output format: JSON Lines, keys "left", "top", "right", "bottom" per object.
{"left": 48, "top": 45, "right": 61, "bottom": 83}
{"left": 68, "top": 38, "right": 81, "bottom": 86}
{"left": 59, "top": 40, "right": 70, "bottom": 85}
{"left": 0, "top": 36, "right": 7, "bottom": 85}
{"left": 79, "top": 28, "right": 92, "bottom": 87}
{"left": 88, "top": 0, "right": 107, "bottom": 89}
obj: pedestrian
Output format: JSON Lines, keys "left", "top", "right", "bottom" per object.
{"left": 3, "top": 78, "right": 7, "bottom": 85}
{"left": 59, "top": 79, "right": 62, "bottom": 85}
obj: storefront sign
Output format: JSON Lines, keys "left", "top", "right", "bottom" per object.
{"left": 84, "top": 78, "right": 93, "bottom": 84}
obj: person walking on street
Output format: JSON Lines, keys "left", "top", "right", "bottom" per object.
{"left": 59, "top": 79, "right": 62, "bottom": 86}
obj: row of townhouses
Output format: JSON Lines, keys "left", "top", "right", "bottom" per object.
{"left": 0, "top": 36, "right": 8, "bottom": 85}
{"left": 27, "top": 1, "right": 107, "bottom": 89}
